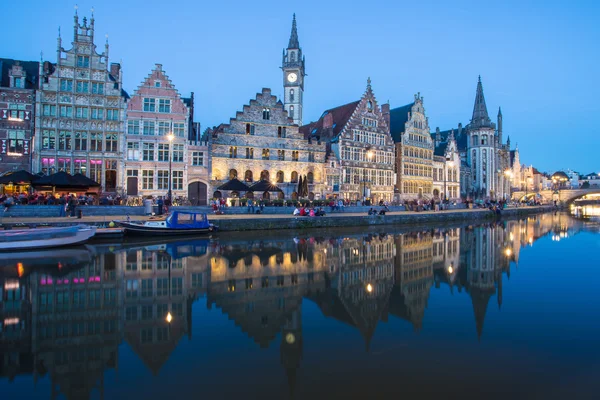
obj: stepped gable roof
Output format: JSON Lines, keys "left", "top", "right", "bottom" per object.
{"left": 300, "top": 101, "right": 360, "bottom": 141}
{"left": 0, "top": 58, "right": 40, "bottom": 89}
{"left": 388, "top": 103, "right": 414, "bottom": 142}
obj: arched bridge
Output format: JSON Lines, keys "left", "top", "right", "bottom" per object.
{"left": 511, "top": 188, "right": 600, "bottom": 203}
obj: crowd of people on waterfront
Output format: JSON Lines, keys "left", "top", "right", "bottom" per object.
{"left": 0, "top": 192, "right": 124, "bottom": 209}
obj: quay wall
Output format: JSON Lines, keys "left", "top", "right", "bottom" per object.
{"left": 0, "top": 206, "right": 554, "bottom": 232}
{"left": 213, "top": 207, "right": 553, "bottom": 232}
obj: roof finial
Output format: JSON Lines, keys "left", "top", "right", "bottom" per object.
{"left": 478, "top": 74, "right": 481, "bottom": 83}
{"left": 367, "top": 77, "right": 371, "bottom": 90}
{"left": 74, "top": 4, "right": 78, "bottom": 15}
{"left": 58, "top": 26, "right": 61, "bottom": 38}
{"left": 288, "top": 14, "right": 299, "bottom": 49}
{"left": 91, "top": 6, "right": 94, "bottom": 17}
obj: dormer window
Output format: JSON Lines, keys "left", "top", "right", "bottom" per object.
{"left": 154, "top": 81, "right": 161, "bottom": 88}
{"left": 262, "top": 108, "right": 270, "bottom": 120}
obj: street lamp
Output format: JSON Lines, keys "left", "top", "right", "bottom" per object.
{"left": 363, "top": 148, "right": 374, "bottom": 204}
{"left": 167, "top": 133, "right": 175, "bottom": 203}
{"left": 504, "top": 169, "right": 513, "bottom": 201}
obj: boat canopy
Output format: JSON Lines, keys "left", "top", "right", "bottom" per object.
{"left": 165, "top": 212, "right": 211, "bottom": 229}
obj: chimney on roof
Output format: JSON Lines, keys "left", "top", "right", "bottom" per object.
{"left": 323, "top": 112, "right": 333, "bottom": 129}
{"left": 381, "top": 103, "right": 390, "bottom": 128}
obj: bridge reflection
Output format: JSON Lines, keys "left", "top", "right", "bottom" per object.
{"left": 0, "top": 212, "right": 584, "bottom": 398}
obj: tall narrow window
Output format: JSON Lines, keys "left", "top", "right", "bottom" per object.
{"left": 246, "top": 147, "right": 253, "bottom": 159}
{"left": 290, "top": 106, "right": 294, "bottom": 118}
{"left": 290, "top": 89, "right": 295, "bottom": 102}
{"left": 229, "top": 146, "right": 237, "bottom": 158}
{"left": 245, "top": 123, "right": 255, "bottom": 135}
{"left": 262, "top": 149, "right": 269, "bottom": 160}
{"left": 262, "top": 108, "right": 270, "bottom": 120}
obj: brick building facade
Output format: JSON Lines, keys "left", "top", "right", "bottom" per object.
{"left": 0, "top": 59, "right": 38, "bottom": 174}
{"left": 302, "top": 79, "right": 396, "bottom": 203}
{"left": 125, "top": 64, "right": 207, "bottom": 202}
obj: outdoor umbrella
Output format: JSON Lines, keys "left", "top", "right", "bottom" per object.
{"left": 217, "top": 178, "right": 249, "bottom": 191}
{"left": 0, "top": 170, "right": 38, "bottom": 185}
{"left": 297, "top": 175, "right": 303, "bottom": 197}
{"left": 33, "top": 171, "right": 93, "bottom": 192}
{"left": 73, "top": 173, "right": 101, "bottom": 187}
{"left": 248, "top": 180, "right": 283, "bottom": 193}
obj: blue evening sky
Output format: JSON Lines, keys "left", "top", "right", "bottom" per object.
{"left": 2, "top": 0, "right": 598, "bottom": 173}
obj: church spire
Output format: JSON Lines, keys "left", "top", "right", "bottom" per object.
{"left": 470, "top": 75, "right": 492, "bottom": 128}
{"left": 288, "top": 13, "right": 300, "bottom": 49}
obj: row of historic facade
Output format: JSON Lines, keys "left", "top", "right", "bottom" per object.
{"left": 1, "top": 10, "right": 531, "bottom": 203}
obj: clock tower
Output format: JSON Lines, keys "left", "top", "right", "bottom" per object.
{"left": 282, "top": 14, "right": 305, "bottom": 126}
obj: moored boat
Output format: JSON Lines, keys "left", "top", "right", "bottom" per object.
{"left": 117, "top": 211, "right": 217, "bottom": 236}
{"left": 0, "top": 225, "right": 97, "bottom": 251}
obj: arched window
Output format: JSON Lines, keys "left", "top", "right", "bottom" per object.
{"left": 290, "top": 89, "right": 295, "bottom": 102}
{"left": 307, "top": 172, "right": 314, "bottom": 183}
{"left": 260, "top": 170, "right": 270, "bottom": 181}
{"left": 262, "top": 108, "right": 270, "bottom": 120}
{"left": 213, "top": 191, "right": 222, "bottom": 199}
{"left": 481, "top": 135, "right": 488, "bottom": 145}
{"left": 290, "top": 105, "right": 294, "bottom": 118}
{"left": 244, "top": 170, "right": 253, "bottom": 182}
{"left": 276, "top": 171, "right": 284, "bottom": 183}
{"left": 290, "top": 51, "right": 296, "bottom": 62}
{"left": 291, "top": 171, "right": 298, "bottom": 183}
{"left": 229, "top": 169, "right": 238, "bottom": 180}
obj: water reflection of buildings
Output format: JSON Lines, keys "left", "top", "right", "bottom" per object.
{"left": 120, "top": 240, "right": 210, "bottom": 375}
{"left": 29, "top": 250, "right": 120, "bottom": 399}
{"left": 0, "top": 213, "right": 587, "bottom": 397}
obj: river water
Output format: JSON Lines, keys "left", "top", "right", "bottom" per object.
{"left": 0, "top": 212, "right": 599, "bottom": 399}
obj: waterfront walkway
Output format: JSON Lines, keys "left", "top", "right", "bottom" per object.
{"left": 0, "top": 205, "right": 553, "bottom": 232}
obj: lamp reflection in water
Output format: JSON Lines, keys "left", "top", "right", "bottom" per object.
{"left": 366, "top": 283, "right": 373, "bottom": 293}
{"left": 505, "top": 248, "right": 512, "bottom": 257}
{"left": 166, "top": 312, "right": 173, "bottom": 324}
{"left": 447, "top": 264, "right": 454, "bottom": 274}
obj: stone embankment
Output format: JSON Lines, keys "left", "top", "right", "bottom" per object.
{"left": 0, "top": 205, "right": 554, "bottom": 232}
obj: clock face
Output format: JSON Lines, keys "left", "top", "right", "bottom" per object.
{"left": 287, "top": 73, "right": 298, "bottom": 83}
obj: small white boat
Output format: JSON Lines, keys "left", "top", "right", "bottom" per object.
{"left": 0, "top": 225, "right": 97, "bottom": 251}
